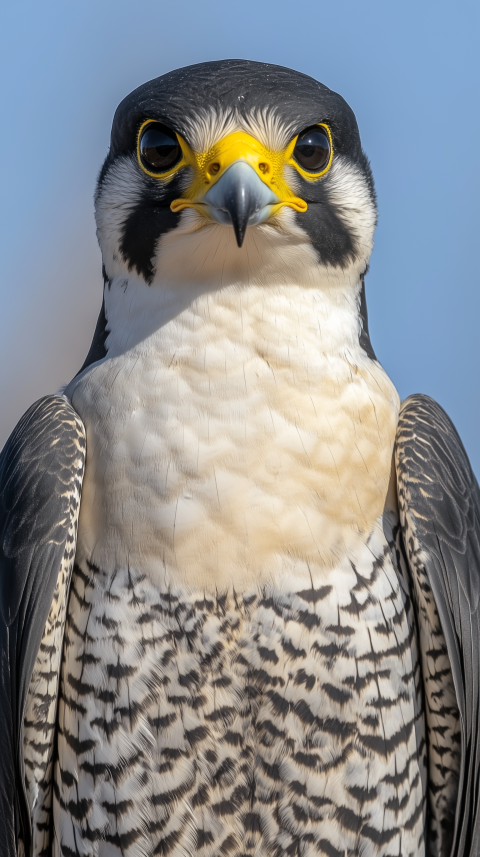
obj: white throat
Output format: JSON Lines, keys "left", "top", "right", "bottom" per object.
{"left": 66, "top": 214, "right": 399, "bottom": 594}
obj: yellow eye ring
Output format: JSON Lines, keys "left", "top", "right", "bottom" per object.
{"left": 136, "top": 119, "right": 333, "bottom": 191}
{"left": 137, "top": 118, "right": 190, "bottom": 178}
{"left": 287, "top": 123, "right": 333, "bottom": 181}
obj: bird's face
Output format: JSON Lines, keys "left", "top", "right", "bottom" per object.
{"left": 138, "top": 121, "right": 330, "bottom": 246}
{"left": 95, "top": 61, "right": 377, "bottom": 290}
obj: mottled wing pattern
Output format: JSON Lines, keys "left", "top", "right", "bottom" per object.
{"left": 395, "top": 394, "right": 480, "bottom": 857}
{"left": 0, "top": 396, "right": 86, "bottom": 857}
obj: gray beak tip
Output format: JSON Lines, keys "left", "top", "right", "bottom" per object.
{"left": 225, "top": 184, "right": 251, "bottom": 249}
{"left": 203, "top": 162, "right": 279, "bottom": 249}
{"left": 233, "top": 221, "right": 246, "bottom": 248}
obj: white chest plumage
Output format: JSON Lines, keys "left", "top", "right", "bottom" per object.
{"left": 46, "top": 252, "right": 428, "bottom": 855}
{"left": 66, "top": 233, "right": 400, "bottom": 595}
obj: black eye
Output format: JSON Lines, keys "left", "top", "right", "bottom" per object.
{"left": 293, "top": 126, "right": 331, "bottom": 172}
{"left": 139, "top": 123, "right": 182, "bottom": 172}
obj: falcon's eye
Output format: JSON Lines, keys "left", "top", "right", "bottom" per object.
{"left": 293, "top": 126, "right": 331, "bottom": 172}
{"left": 139, "top": 123, "right": 182, "bottom": 173}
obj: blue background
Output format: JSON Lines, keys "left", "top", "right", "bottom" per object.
{"left": 1, "top": 0, "right": 479, "bottom": 474}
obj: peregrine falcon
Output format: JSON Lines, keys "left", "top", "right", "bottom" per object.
{"left": 1, "top": 60, "right": 479, "bottom": 857}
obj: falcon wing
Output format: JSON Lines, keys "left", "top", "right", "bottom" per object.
{"left": 0, "top": 396, "right": 86, "bottom": 856}
{"left": 395, "top": 394, "right": 480, "bottom": 857}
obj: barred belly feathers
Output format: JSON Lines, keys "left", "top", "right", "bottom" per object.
{"left": 4, "top": 60, "right": 477, "bottom": 857}
{"left": 57, "top": 264, "right": 426, "bottom": 856}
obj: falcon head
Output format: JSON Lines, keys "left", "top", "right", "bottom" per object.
{"left": 95, "top": 60, "right": 376, "bottom": 293}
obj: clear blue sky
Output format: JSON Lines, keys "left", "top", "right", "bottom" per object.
{"left": 1, "top": 0, "right": 479, "bottom": 474}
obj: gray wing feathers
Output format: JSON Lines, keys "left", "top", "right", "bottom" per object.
{"left": 0, "top": 395, "right": 86, "bottom": 856}
{"left": 395, "top": 394, "right": 480, "bottom": 857}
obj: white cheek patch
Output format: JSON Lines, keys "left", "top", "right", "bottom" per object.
{"left": 325, "top": 156, "right": 377, "bottom": 267}
{"left": 95, "top": 155, "right": 145, "bottom": 279}
{"left": 95, "top": 155, "right": 193, "bottom": 281}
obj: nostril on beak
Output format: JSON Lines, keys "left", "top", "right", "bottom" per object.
{"left": 202, "top": 161, "right": 282, "bottom": 248}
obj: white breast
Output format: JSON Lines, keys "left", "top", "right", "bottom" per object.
{"left": 66, "top": 234, "right": 398, "bottom": 594}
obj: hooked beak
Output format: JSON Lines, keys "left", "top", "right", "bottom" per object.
{"left": 201, "top": 161, "right": 280, "bottom": 247}
{"left": 170, "top": 130, "right": 307, "bottom": 248}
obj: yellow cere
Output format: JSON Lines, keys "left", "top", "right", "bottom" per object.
{"left": 136, "top": 120, "right": 334, "bottom": 218}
